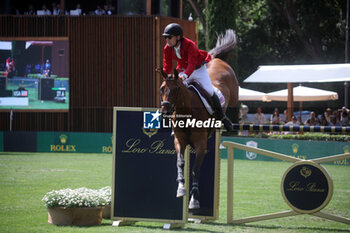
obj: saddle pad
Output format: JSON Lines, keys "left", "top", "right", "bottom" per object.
{"left": 188, "top": 84, "right": 214, "bottom": 115}
{"left": 213, "top": 86, "right": 226, "bottom": 107}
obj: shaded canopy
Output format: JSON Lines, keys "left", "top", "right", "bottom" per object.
{"left": 244, "top": 64, "right": 350, "bottom": 83}
{"left": 239, "top": 87, "right": 266, "bottom": 101}
{"left": 263, "top": 85, "right": 338, "bottom": 102}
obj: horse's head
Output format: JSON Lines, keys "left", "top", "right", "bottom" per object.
{"left": 157, "top": 69, "right": 182, "bottom": 115}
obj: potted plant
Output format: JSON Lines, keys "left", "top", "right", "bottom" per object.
{"left": 42, "top": 187, "right": 110, "bottom": 226}
{"left": 99, "top": 186, "right": 112, "bottom": 219}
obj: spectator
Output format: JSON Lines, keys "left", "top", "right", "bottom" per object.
{"left": 43, "top": 59, "right": 51, "bottom": 77}
{"left": 238, "top": 104, "right": 249, "bottom": 136}
{"left": 57, "top": 3, "right": 68, "bottom": 15}
{"left": 284, "top": 115, "right": 300, "bottom": 134}
{"left": 320, "top": 115, "right": 328, "bottom": 126}
{"left": 239, "top": 104, "right": 249, "bottom": 124}
{"left": 297, "top": 116, "right": 302, "bottom": 124}
{"left": 104, "top": 5, "right": 112, "bottom": 15}
{"left": 340, "top": 107, "right": 349, "bottom": 126}
{"left": 304, "top": 111, "right": 320, "bottom": 126}
{"left": 283, "top": 109, "right": 288, "bottom": 123}
{"left": 6, "top": 57, "right": 15, "bottom": 78}
{"left": 6, "top": 57, "right": 15, "bottom": 73}
{"left": 95, "top": 5, "right": 106, "bottom": 15}
{"left": 24, "top": 4, "right": 36, "bottom": 15}
{"left": 105, "top": 0, "right": 115, "bottom": 14}
{"left": 285, "top": 115, "right": 300, "bottom": 126}
{"left": 270, "top": 108, "right": 282, "bottom": 125}
{"left": 329, "top": 116, "right": 341, "bottom": 126}
{"left": 329, "top": 110, "right": 341, "bottom": 126}
{"left": 75, "top": 3, "right": 82, "bottom": 15}
{"left": 253, "top": 107, "right": 266, "bottom": 125}
{"left": 324, "top": 108, "right": 332, "bottom": 124}
{"left": 52, "top": 2, "right": 59, "bottom": 15}
{"left": 41, "top": 4, "right": 51, "bottom": 15}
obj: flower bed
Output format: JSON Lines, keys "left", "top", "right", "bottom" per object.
{"left": 42, "top": 186, "right": 111, "bottom": 225}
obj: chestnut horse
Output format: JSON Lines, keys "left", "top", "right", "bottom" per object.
{"left": 159, "top": 30, "right": 239, "bottom": 209}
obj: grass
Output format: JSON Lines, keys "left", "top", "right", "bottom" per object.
{"left": 0, "top": 152, "right": 349, "bottom": 233}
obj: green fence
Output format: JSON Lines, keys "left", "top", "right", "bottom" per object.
{"left": 0, "top": 131, "right": 112, "bottom": 154}
{"left": 0, "top": 132, "right": 349, "bottom": 166}
{"left": 0, "top": 131, "right": 3, "bottom": 152}
{"left": 37, "top": 132, "right": 113, "bottom": 153}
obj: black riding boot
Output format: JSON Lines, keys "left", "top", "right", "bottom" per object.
{"left": 211, "top": 93, "right": 233, "bottom": 131}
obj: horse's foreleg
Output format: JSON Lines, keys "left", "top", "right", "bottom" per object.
{"left": 189, "top": 142, "right": 206, "bottom": 209}
{"left": 174, "top": 137, "right": 186, "bottom": 198}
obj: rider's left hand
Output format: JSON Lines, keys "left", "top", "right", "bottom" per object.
{"left": 179, "top": 73, "right": 188, "bottom": 81}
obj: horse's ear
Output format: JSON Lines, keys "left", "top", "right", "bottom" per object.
{"left": 155, "top": 67, "right": 168, "bottom": 80}
{"left": 173, "top": 69, "right": 178, "bottom": 80}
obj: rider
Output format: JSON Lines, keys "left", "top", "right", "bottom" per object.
{"left": 162, "top": 23, "right": 233, "bottom": 131}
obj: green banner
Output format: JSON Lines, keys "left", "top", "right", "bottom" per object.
{"left": 37, "top": 132, "right": 113, "bottom": 153}
{"left": 0, "top": 131, "right": 3, "bottom": 152}
{"left": 221, "top": 137, "right": 350, "bottom": 166}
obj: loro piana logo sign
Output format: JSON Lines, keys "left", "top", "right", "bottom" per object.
{"left": 281, "top": 161, "right": 333, "bottom": 214}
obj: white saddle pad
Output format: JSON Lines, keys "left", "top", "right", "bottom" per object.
{"left": 188, "top": 85, "right": 225, "bottom": 115}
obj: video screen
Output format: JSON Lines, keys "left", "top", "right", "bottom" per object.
{"left": 0, "top": 39, "right": 69, "bottom": 110}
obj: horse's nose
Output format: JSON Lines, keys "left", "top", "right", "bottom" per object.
{"left": 161, "top": 101, "right": 172, "bottom": 114}
{"left": 161, "top": 105, "right": 167, "bottom": 114}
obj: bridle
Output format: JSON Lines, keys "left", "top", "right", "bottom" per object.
{"left": 161, "top": 79, "right": 180, "bottom": 114}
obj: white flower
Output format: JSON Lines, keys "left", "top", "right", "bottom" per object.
{"left": 42, "top": 186, "right": 112, "bottom": 208}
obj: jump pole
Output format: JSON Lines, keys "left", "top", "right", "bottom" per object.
{"left": 223, "top": 123, "right": 350, "bottom": 225}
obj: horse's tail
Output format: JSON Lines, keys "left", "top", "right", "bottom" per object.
{"left": 209, "top": 29, "right": 237, "bottom": 61}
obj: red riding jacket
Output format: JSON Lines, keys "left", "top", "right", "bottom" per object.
{"left": 163, "top": 37, "right": 211, "bottom": 77}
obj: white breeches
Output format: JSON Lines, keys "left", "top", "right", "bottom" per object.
{"left": 181, "top": 65, "right": 214, "bottom": 96}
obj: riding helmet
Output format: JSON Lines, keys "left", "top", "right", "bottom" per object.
{"left": 162, "top": 23, "right": 183, "bottom": 37}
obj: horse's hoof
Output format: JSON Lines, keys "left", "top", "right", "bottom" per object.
{"left": 189, "top": 196, "right": 200, "bottom": 209}
{"left": 176, "top": 187, "right": 187, "bottom": 198}
{"left": 176, "top": 182, "right": 187, "bottom": 197}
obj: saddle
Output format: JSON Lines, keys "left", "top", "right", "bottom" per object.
{"left": 187, "top": 81, "right": 225, "bottom": 116}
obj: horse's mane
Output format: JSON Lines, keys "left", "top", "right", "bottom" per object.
{"left": 209, "top": 29, "right": 237, "bottom": 62}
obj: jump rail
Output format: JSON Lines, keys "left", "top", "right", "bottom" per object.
{"left": 222, "top": 141, "right": 350, "bottom": 225}
{"left": 232, "top": 124, "right": 350, "bottom": 133}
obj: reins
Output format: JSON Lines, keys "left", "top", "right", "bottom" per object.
{"left": 161, "top": 79, "right": 182, "bottom": 114}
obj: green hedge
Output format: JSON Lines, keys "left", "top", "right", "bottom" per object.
{"left": 267, "top": 133, "right": 350, "bottom": 142}
{"left": 26, "top": 73, "right": 67, "bottom": 79}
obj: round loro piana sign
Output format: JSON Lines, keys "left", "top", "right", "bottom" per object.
{"left": 281, "top": 161, "right": 333, "bottom": 214}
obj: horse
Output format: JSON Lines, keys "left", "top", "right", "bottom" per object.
{"left": 158, "top": 29, "right": 239, "bottom": 209}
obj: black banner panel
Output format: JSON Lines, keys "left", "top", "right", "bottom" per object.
{"left": 113, "top": 109, "right": 184, "bottom": 221}
{"left": 4, "top": 131, "right": 37, "bottom": 152}
{"left": 112, "top": 107, "right": 219, "bottom": 223}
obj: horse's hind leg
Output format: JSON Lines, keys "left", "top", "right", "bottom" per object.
{"left": 189, "top": 141, "right": 206, "bottom": 209}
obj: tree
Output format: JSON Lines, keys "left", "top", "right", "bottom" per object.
{"left": 235, "top": 0, "right": 347, "bottom": 80}
{"left": 268, "top": 0, "right": 346, "bottom": 62}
